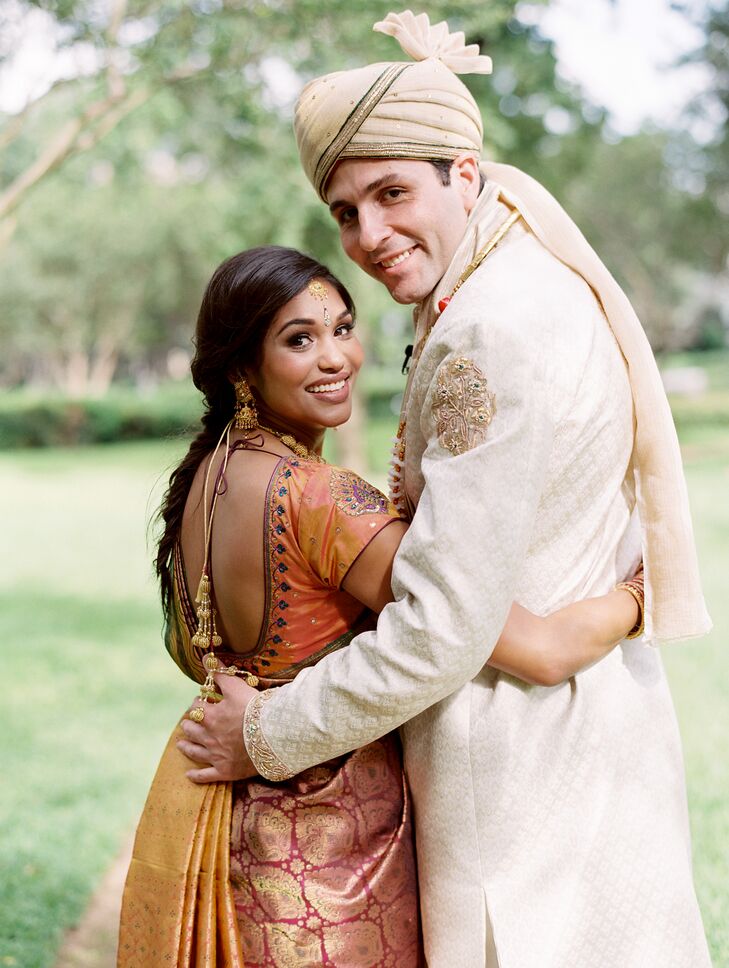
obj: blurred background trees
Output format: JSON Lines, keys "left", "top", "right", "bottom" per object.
{"left": 2, "top": 7, "right": 728, "bottom": 964}
{"left": 0, "top": 0, "right": 727, "bottom": 407}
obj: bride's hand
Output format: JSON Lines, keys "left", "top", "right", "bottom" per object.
{"left": 177, "top": 672, "right": 260, "bottom": 783}
{"left": 489, "top": 573, "right": 642, "bottom": 686}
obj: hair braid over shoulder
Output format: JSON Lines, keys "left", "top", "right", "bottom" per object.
{"left": 152, "top": 245, "right": 355, "bottom": 616}
{"left": 154, "top": 386, "right": 232, "bottom": 612}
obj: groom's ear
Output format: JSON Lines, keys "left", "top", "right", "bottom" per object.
{"left": 450, "top": 153, "right": 481, "bottom": 215}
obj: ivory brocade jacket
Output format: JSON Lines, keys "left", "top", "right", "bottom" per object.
{"left": 248, "top": 209, "right": 711, "bottom": 967}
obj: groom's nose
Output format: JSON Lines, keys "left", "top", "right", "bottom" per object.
{"left": 357, "top": 205, "right": 391, "bottom": 252}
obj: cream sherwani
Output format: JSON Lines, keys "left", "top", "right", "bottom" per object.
{"left": 250, "top": 188, "right": 710, "bottom": 967}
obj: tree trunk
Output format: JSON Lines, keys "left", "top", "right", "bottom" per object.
{"left": 88, "top": 339, "right": 120, "bottom": 398}
{"left": 64, "top": 350, "right": 91, "bottom": 398}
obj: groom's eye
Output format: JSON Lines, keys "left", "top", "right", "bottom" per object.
{"left": 338, "top": 206, "right": 357, "bottom": 225}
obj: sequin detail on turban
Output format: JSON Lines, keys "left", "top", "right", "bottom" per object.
{"left": 294, "top": 10, "right": 493, "bottom": 200}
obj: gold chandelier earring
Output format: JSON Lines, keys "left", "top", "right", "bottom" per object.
{"left": 233, "top": 378, "right": 258, "bottom": 431}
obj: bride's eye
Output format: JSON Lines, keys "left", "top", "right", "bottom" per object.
{"left": 287, "top": 332, "right": 313, "bottom": 348}
{"left": 335, "top": 319, "right": 356, "bottom": 337}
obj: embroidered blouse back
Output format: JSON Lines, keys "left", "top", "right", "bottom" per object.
{"left": 169, "top": 451, "right": 403, "bottom": 684}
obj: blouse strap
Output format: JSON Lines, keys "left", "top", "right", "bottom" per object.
{"left": 191, "top": 428, "right": 291, "bottom": 653}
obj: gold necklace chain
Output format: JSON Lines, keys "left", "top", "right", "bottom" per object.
{"left": 389, "top": 208, "right": 521, "bottom": 514}
{"left": 258, "top": 423, "right": 325, "bottom": 463}
{"left": 452, "top": 210, "right": 521, "bottom": 298}
{"left": 406, "top": 209, "right": 522, "bottom": 375}
{"left": 433, "top": 209, "right": 522, "bottom": 326}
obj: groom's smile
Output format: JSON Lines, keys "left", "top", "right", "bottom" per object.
{"left": 327, "top": 156, "right": 481, "bottom": 305}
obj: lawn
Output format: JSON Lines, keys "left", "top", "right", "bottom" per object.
{"left": 0, "top": 440, "right": 193, "bottom": 968}
{"left": 0, "top": 427, "right": 727, "bottom": 967}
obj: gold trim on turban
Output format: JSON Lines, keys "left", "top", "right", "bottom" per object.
{"left": 295, "top": 11, "right": 492, "bottom": 200}
{"left": 314, "top": 63, "right": 410, "bottom": 197}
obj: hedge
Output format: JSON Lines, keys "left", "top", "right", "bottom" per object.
{"left": 2, "top": 383, "right": 726, "bottom": 449}
{"left": 0, "top": 388, "right": 201, "bottom": 448}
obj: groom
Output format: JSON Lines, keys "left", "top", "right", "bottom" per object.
{"left": 183, "top": 11, "right": 711, "bottom": 966}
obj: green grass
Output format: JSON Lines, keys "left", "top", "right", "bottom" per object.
{"left": 0, "top": 441, "right": 192, "bottom": 968}
{"left": 664, "top": 450, "right": 729, "bottom": 960}
{"left": 660, "top": 348, "right": 729, "bottom": 391}
{"left": 0, "top": 429, "right": 727, "bottom": 966}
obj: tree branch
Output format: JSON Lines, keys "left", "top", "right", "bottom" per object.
{"left": 0, "top": 54, "right": 208, "bottom": 226}
{"left": 0, "top": 88, "right": 126, "bottom": 222}
{"left": 106, "top": 0, "right": 128, "bottom": 100}
{"left": 0, "top": 76, "right": 90, "bottom": 152}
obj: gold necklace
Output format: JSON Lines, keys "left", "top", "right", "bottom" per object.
{"left": 436, "top": 209, "right": 522, "bottom": 317}
{"left": 258, "top": 423, "right": 325, "bottom": 463}
{"left": 389, "top": 207, "right": 521, "bottom": 514}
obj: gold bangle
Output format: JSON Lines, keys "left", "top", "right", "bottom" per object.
{"left": 616, "top": 579, "right": 645, "bottom": 639}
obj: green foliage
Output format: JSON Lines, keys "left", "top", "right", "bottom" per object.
{"left": 669, "top": 391, "right": 729, "bottom": 431}
{"left": 1, "top": 0, "right": 727, "bottom": 392}
{"left": 694, "top": 307, "right": 729, "bottom": 351}
{"left": 679, "top": 0, "right": 729, "bottom": 274}
{"left": 0, "top": 384, "right": 200, "bottom": 448}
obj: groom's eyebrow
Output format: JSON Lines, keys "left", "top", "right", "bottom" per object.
{"left": 328, "top": 173, "right": 403, "bottom": 215}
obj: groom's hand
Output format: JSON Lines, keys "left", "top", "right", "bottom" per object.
{"left": 177, "top": 673, "right": 259, "bottom": 783}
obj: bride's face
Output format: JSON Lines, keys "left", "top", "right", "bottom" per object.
{"left": 249, "top": 279, "right": 364, "bottom": 434}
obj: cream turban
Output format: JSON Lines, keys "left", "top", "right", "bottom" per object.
{"left": 294, "top": 11, "right": 493, "bottom": 200}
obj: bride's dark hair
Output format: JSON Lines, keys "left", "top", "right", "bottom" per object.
{"left": 155, "top": 245, "right": 355, "bottom": 611}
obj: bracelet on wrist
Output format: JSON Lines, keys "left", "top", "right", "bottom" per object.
{"left": 615, "top": 573, "right": 645, "bottom": 639}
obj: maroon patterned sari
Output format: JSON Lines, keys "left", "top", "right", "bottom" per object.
{"left": 121, "top": 455, "right": 422, "bottom": 967}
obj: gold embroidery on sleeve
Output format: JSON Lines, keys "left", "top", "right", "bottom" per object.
{"left": 243, "top": 690, "right": 294, "bottom": 782}
{"left": 329, "top": 468, "right": 390, "bottom": 516}
{"left": 433, "top": 357, "right": 496, "bottom": 456}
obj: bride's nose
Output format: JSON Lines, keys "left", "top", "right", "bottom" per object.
{"left": 317, "top": 337, "right": 347, "bottom": 371}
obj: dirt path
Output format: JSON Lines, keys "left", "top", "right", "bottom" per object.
{"left": 54, "top": 837, "right": 133, "bottom": 968}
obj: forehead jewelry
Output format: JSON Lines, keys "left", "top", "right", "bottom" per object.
{"left": 308, "top": 279, "right": 332, "bottom": 326}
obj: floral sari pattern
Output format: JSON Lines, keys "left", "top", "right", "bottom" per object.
{"left": 231, "top": 738, "right": 419, "bottom": 967}
{"left": 122, "top": 454, "right": 421, "bottom": 967}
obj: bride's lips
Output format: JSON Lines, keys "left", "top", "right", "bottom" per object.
{"left": 305, "top": 374, "right": 351, "bottom": 403}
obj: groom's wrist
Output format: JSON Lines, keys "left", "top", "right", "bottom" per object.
{"left": 243, "top": 690, "right": 296, "bottom": 782}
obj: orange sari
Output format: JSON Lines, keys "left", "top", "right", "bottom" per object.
{"left": 119, "top": 456, "right": 422, "bottom": 967}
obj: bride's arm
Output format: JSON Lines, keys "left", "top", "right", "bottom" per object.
{"left": 344, "top": 528, "right": 643, "bottom": 687}
{"left": 487, "top": 586, "right": 641, "bottom": 686}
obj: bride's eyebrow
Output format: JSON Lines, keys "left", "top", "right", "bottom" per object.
{"left": 276, "top": 310, "right": 352, "bottom": 336}
{"left": 276, "top": 317, "right": 316, "bottom": 335}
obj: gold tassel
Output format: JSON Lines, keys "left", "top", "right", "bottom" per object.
{"left": 192, "top": 572, "right": 222, "bottom": 651}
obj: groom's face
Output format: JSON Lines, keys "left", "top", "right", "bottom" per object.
{"left": 327, "top": 156, "right": 480, "bottom": 305}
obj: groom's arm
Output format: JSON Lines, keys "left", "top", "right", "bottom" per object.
{"left": 246, "top": 314, "right": 556, "bottom": 780}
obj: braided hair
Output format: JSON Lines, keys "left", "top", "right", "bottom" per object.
{"left": 155, "top": 245, "right": 355, "bottom": 612}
